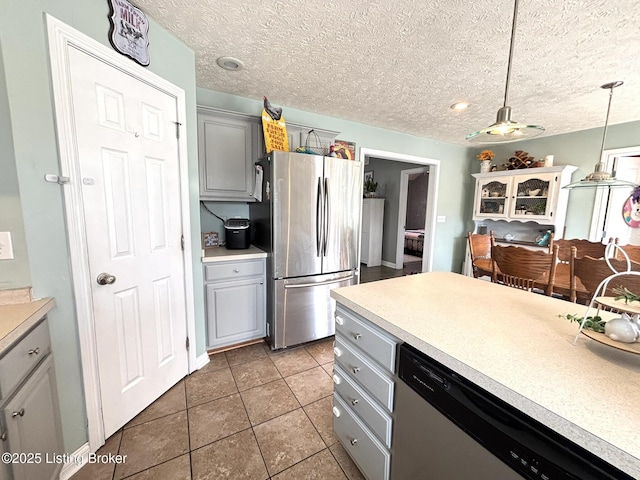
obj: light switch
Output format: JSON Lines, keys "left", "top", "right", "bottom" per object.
{"left": 437, "top": 216, "right": 446, "bottom": 223}
{"left": 0, "top": 232, "right": 14, "bottom": 260}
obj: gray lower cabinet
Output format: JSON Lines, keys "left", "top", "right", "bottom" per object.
{"left": 204, "top": 258, "right": 266, "bottom": 349}
{"left": 198, "top": 107, "right": 263, "bottom": 202}
{"left": 333, "top": 304, "right": 398, "bottom": 480}
{"left": 0, "top": 318, "right": 63, "bottom": 480}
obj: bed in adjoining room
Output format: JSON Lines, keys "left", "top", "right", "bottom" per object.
{"left": 404, "top": 229, "right": 425, "bottom": 257}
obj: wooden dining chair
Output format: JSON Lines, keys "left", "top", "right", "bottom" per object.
{"left": 570, "top": 248, "right": 640, "bottom": 303}
{"left": 553, "top": 238, "right": 608, "bottom": 264}
{"left": 467, "top": 231, "right": 492, "bottom": 278}
{"left": 491, "top": 244, "right": 559, "bottom": 296}
{"left": 615, "top": 244, "right": 640, "bottom": 263}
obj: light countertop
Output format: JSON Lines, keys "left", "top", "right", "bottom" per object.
{"left": 331, "top": 272, "right": 640, "bottom": 479}
{"left": 201, "top": 245, "right": 267, "bottom": 263}
{"left": 0, "top": 298, "right": 56, "bottom": 354}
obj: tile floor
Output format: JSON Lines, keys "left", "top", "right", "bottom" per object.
{"left": 70, "top": 337, "right": 365, "bottom": 480}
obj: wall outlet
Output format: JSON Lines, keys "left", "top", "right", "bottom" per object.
{"left": 436, "top": 216, "right": 446, "bottom": 223}
{"left": 0, "top": 232, "right": 14, "bottom": 260}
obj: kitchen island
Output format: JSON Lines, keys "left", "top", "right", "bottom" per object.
{"left": 330, "top": 272, "right": 640, "bottom": 479}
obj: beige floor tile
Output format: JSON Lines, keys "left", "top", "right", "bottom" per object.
{"left": 240, "top": 379, "right": 300, "bottom": 425}
{"left": 185, "top": 367, "right": 237, "bottom": 407}
{"left": 270, "top": 348, "right": 319, "bottom": 377}
{"left": 329, "top": 443, "right": 366, "bottom": 480}
{"left": 121, "top": 454, "right": 191, "bottom": 479}
{"left": 305, "top": 338, "right": 335, "bottom": 365}
{"left": 303, "top": 396, "right": 339, "bottom": 447}
{"left": 230, "top": 357, "right": 281, "bottom": 391}
{"left": 284, "top": 366, "right": 334, "bottom": 405}
{"left": 125, "top": 380, "right": 186, "bottom": 428}
{"left": 225, "top": 342, "right": 268, "bottom": 366}
{"left": 321, "top": 361, "right": 334, "bottom": 375}
{"left": 114, "top": 411, "right": 189, "bottom": 479}
{"left": 191, "top": 429, "right": 268, "bottom": 480}
{"left": 188, "top": 393, "right": 251, "bottom": 449}
{"left": 272, "top": 449, "right": 347, "bottom": 480}
{"left": 253, "top": 409, "right": 325, "bottom": 476}
{"left": 70, "top": 430, "right": 122, "bottom": 480}
{"left": 190, "top": 352, "right": 229, "bottom": 376}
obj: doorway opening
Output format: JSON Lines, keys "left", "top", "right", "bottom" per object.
{"left": 358, "top": 148, "right": 439, "bottom": 283}
{"left": 590, "top": 146, "right": 640, "bottom": 245}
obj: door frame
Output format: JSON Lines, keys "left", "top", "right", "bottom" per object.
{"left": 47, "top": 15, "right": 196, "bottom": 451}
{"left": 358, "top": 148, "right": 440, "bottom": 273}
{"left": 396, "top": 167, "right": 430, "bottom": 269}
{"left": 589, "top": 146, "right": 640, "bottom": 241}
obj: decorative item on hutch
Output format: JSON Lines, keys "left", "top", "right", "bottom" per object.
{"left": 477, "top": 149, "right": 495, "bottom": 173}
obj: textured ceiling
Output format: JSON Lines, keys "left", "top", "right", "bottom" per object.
{"left": 133, "top": 0, "right": 640, "bottom": 146}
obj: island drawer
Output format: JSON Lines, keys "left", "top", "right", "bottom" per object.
{"left": 335, "top": 306, "right": 398, "bottom": 373}
{"left": 0, "top": 318, "right": 51, "bottom": 401}
{"left": 333, "top": 393, "right": 390, "bottom": 480}
{"left": 333, "top": 364, "right": 392, "bottom": 448}
{"left": 204, "top": 259, "right": 264, "bottom": 281}
{"left": 334, "top": 335, "right": 394, "bottom": 411}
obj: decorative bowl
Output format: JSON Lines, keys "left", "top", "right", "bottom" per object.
{"left": 528, "top": 189, "right": 541, "bottom": 196}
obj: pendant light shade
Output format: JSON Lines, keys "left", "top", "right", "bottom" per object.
{"left": 466, "top": 0, "right": 544, "bottom": 144}
{"left": 563, "top": 81, "right": 637, "bottom": 190}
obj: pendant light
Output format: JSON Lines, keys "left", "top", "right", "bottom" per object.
{"left": 563, "top": 81, "right": 637, "bottom": 190}
{"left": 466, "top": 0, "right": 544, "bottom": 143}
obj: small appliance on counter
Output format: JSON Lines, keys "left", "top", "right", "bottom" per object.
{"left": 224, "top": 218, "right": 251, "bottom": 249}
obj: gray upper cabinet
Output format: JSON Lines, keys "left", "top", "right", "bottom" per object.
{"left": 198, "top": 107, "right": 264, "bottom": 202}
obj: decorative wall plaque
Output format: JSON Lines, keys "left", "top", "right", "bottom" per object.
{"left": 107, "top": 0, "right": 150, "bottom": 66}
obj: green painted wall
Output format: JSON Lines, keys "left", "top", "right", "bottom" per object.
{"left": 196, "top": 88, "right": 473, "bottom": 272}
{"left": 473, "top": 121, "right": 640, "bottom": 238}
{"left": 0, "top": 40, "right": 30, "bottom": 289}
{"left": 0, "top": 0, "right": 202, "bottom": 452}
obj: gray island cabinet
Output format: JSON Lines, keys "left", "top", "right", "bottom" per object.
{"left": 330, "top": 272, "right": 640, "bottom": 480}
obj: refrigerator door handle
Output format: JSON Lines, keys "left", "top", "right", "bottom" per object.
{"left": 283, "top": 274, "right": 355, "bottom": 289}
{"left": 316, "top": 176, "right": 323, "bottom": 257}
{"left": 324, "top": 177, "right": 330, "bottom": 256}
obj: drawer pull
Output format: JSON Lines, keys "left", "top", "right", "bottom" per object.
{"left": 350, "top": 398, "right": 359, "bottom": 406}
{"left": 28, "top": 347, "right": 40, "bottom": 355}
{"left": 332, "top": 406, "right": 341, "bottom": 417}
{"left": 335, "top": 316, "right": 344, "bottom": 326}
{"left": 332, "top": 374, "right": 341, "bottom": 385}
{"left": 350, "top": 438, "right": 358, "bottom": 446}
{"left": 234, "top": 269, "right": 240, "bottom": 273}
{"left": 12, "top": 409, "right": 25, "bottom": 418}
{"left": 354, "top": 333, "right": 362, "bottom": 340}
{"left": 333, "top": 347, "right": 342, "bottom": 357}
{"left": 352, "top": 367, "right": 361, "bottom": 374}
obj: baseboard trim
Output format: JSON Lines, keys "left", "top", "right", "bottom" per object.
{"left": 193, "top": 351, "right": 210, "bottom": 373}
{"left": 381, "top": 260, "right": 398, "bottom": 269}
{"left": 58, "top": 442, "right": 90, "bottom": 479}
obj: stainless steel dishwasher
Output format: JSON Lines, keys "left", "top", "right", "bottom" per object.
{"left": 391, "top": 343, "right": 633, "bottom": 480}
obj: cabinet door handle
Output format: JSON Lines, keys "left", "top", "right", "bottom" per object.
{"left": 28, "top": 347, "right": 40, "bottom": 355}
{"left": 234, "top": 269, "right": 240, "bottom": 273}
{"left": 352, "top": 366, "right": 361, "bottom": 374}
{"left": 350, "top": 438, "right": 358, "bottom": 446}
{"left": 350, "top": 398, "right": 359, "bottom": 406}
{"left": 12, "top": 409, "right": 25, "bottom": 418}
{"left": 332, "top": 406, "right": 341, "bottom": 418}
{"left": 335, "top": 315, "right": 344, "bottom": 326}
{"left": 354, "top": 333, "right": 362, "bottom": 340}
{"left": 332, "top": 374, "right": 341, "bottom": 385}
{"left": 333, "top": 347, "right": 342, "bottom": 357}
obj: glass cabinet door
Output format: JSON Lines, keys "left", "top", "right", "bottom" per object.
{"left": 475, "top": 178, "right": 509, "bottom": 218}
{"left": 510, "top": 174, "right": 555, "bottom": 219}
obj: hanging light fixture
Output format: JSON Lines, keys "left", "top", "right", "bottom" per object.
{"left": 563, "top": 81, "right": 637, "bottom": 190}
{"left": 466, "top": 0, "right": 544, "bottom": 143}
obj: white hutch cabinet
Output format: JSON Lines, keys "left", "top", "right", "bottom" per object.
{"left": 471, "top": 165, "right": 577, "bottom": 246}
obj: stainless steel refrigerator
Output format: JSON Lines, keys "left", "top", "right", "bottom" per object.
{"left": 250, "top": 150, "right": 363, "bottom": 349}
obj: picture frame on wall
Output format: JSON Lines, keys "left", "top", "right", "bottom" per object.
{"left": 202, "top": 232, "right": 220, "bottom": 249}
{"left": 364, "top": 171, "right": 374, "bottom": 183}
{"left": 334, "top": 139, "right": 356, "bottom": 160}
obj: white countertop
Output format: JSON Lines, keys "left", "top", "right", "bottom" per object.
{"left": 201, "top": 245, "right": 267, "bottom": 263}
{"left": 331, "top": 272, "right": 640, "bottom": 479}
{"left": 0, "top": 298, "right": 56, "bottom": 354}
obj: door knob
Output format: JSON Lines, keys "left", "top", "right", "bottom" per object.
{"left": 97, "top": 273, "right": 116, "bottom": 285}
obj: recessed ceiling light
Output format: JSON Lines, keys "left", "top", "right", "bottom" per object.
{"left": 450, "top": 102, "right": 469, "bottom": 111}
{"left": 217, "top": 56, "right": 244, "bottom": 71}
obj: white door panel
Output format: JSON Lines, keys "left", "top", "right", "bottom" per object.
{"left": 68, "top": 46, "right": 188, "bottom": 438}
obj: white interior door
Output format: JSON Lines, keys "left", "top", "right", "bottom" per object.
{"left": 599, "top": 156, "right": 640, "bottom": 245}
{"left": 68, "top": 46, "right": 188, "bottom": 438}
